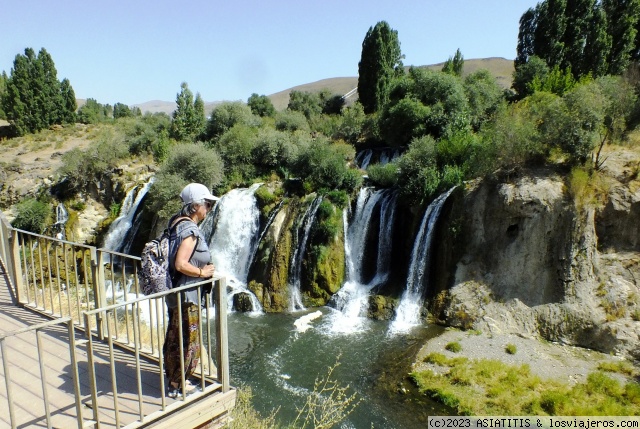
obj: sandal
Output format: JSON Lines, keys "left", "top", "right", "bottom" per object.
{"left": 167, "top": 380, "right": 197, "bottom": 398}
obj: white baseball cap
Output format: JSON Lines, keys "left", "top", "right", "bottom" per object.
{"left": 179, "top": 183, "right": 219, "bottom": 204}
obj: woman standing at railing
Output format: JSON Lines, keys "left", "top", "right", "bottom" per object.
{"left": 164, "top": 183, "right": 218, "bottom": 398}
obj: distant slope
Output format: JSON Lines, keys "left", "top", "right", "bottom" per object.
{"left": 101, "top": 58, "right": 514, "bottom": 114}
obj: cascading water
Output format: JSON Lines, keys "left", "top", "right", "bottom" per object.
{"left": 102, "top": 178, "right": 154, "bottom": 253}
{"left": 328, "top": 188, "right": 398, "bottom": 333}
{"left": 208, "top": 183, "right": 263, "bottom": 313}
{"left": 288, "top": 196, "right": 323, "bottom": 312}
{"left": 355, "top": 149, "right": 373, "bottom": 169}
{"left": 356, "top": 148, "right": 402, "bottom": 169}
{"left": 389, "top": 187, "right": 456, "bottom": 333}
{"left": 53, "top": 203, "right": 69, "bottom": 240}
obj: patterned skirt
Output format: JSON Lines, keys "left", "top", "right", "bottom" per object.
{"left": 163, "top": 303, "right": 200, "bottom": 384}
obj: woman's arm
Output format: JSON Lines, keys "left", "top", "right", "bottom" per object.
{"left": 174, "top": 235, "right": 215, "bottom": 278}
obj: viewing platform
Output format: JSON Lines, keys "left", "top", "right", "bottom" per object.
{"left": 0, "top": 212, "right": 236, "bottom": 428}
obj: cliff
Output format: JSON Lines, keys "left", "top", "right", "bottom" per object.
{"left": 433, "top": 147, "right": 640, "bottom": 359}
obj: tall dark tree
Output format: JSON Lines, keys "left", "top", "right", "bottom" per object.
{"left": 583, "top": 4, "right": 612, "bottom": 77}
{"left": 170, "top": 82, "right": 203, "bottom": 141}
{"left": 113, "top": 102, "right": 132, "bottom": 119}
{"left": 533, "top": 0, "right": 568, "bottom": 68}
{"left": 562, "top": 0, "right": 595, "bottom": 76}
{"left": 0, "top": 71, "right": 7, "bottom": 119}
{"left": 516, "top": 7, "right": 539, "bottom": 67}
{"left": 357, "top": 21, "right": 404, "bottom": 114}
{"left": 1, "top": 47, "right": 76, "bottom": 135}
{"left": 603, "top": 0, "right": 640, "bottom": 75}
{"left": 193, "top": 92, "right": 206, "bottom": 138}
{"left": 59, "top": 78, "right": 76, "bottom": 123}
{"left": 442, "top": 49, "right": 464, "bottom": 76}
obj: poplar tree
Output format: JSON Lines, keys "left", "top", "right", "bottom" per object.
{"left": 442, "top": 49, "right": 464, "bottom": 76}
{"left": 515, "top": 7, "right": 538, "bottom": 67}
{"left": 533, "top": 0, "right": 568, "bottom": 68}
{"left": 562, "top": 0, "right": 595, "bottom": 76}
{"left": 1, "top": 47, "right": 76, "bottom": 135}
{"left": 357, "top": 21, "right": 404, "bottom": 114}
{"left": 602, "top": 0, "right": 640, "bottom": 75}
{"left": 171, "top": 82, "right": 197, "bottom": 141}
{"left": 193, "top": 92, "right": 206, "bottom": 139}
{"left": 60, "top": 78, "right": 77, "bottom": 124}
{"left": 583, "top": 5, "right": 611, "bottom": 77}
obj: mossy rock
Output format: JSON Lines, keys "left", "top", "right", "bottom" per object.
{"left": 368, "top": 294, "right": 398, "bottom": 320}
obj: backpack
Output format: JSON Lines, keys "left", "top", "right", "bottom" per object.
{"left": 139, "top": 217, "right": 191, "bottom": 295}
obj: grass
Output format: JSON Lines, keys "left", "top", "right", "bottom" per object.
{"left": 445, "top": 341, "right": 462, "bottom": 353}
{"left": 412, "top": 352, "right": 640, "bottom": 416}
{"left": 505, "top": 343, "right": 517, "bottom": 354}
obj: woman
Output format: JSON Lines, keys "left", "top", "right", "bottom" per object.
{"left": 163, "top": 182, "right": 218, "bottom": 398}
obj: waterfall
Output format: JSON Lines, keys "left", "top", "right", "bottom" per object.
{"left": 355, "top": 149, "right": 373, "bottom": 169}
{"left": 389, "top": 187, "right": 456, "bottom": 333}
{"left": 102, "top": 178, "right": 154, "bottom": 253}
{"left": 208, "top": 183, "right": 263, "bottom": 313}
{"left": 288, "top": 196, "right": 323, "bottom": 312}
{"left": 53, "top": 203, "right": 68, "bottom": 240}
{"left": 328, "top": 188, "right": 398, "bottom": 333}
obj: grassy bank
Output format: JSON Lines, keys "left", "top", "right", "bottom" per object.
{"left": 411, "top": 352, "right": 640, "bottom": 416}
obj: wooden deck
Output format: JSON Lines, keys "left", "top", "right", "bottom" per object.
{"left": 0, "top": 258, "right": 236, "bottom": 429}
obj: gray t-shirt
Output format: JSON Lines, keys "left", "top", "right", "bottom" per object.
{"left": 167, "top": 216, "right": 211, "bottom": 308}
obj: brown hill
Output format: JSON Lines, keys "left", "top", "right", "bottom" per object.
{"left": 74, "top": 58, "right": 514, "bottom": 115}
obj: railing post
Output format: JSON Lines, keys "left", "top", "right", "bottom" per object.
{"left": 9, "top": 230, "right": 23, "bottom": 303}
{"left": 215, "top": 277, "right": 230, "bottom": 392}
{"left": 90, "top": 247, "right": 106, "bottom": 339}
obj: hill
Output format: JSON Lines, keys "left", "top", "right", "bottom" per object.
{"left": 75, "top": 57, "right": 514, "bottom": 115}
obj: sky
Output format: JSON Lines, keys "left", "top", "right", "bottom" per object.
{"left": 1, "top": 1, "right": 540, "bottom": 107}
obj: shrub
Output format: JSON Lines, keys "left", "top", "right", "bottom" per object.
{"left": 12, "top": 198, "right": 50, "bottom": 233}
{"left": 366, "top": 162, "right": 398, "bottom": 188}
{"left": 505, "top": 343, "right": 517, "bottom": 355}
{"left": 445, "top": 341, "right": 462, "bottom": 353}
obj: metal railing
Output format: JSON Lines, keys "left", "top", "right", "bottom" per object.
{"left": 0, "top": 214, "right": 233, "bottom": 428}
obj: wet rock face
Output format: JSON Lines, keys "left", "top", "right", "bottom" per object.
{"left": 232, "top": 292, "right": 255, "bottom": 312}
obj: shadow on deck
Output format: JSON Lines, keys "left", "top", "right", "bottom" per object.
{"left": 0, "top": 216, "right": 236, "bottom": 429}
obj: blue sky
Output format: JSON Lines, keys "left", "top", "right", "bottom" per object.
{"left": 1, "top": 1, "right": 540, "bottom": 106}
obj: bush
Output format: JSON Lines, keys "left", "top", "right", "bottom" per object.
{"left": 505, "top": 343, "right": 517, "bottom": 355}
{"left": 445, "top": 341, "right": 462, "bottom": 353}
{"left": 274, "top": 110, "right": 310, "bottom": 133}
{"left": 12, "top": 198, "right": 50, "bottom": 233}
{"left": 366, "top": 162, "right": 398, "bottom": 188}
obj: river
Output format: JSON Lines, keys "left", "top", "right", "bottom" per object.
{"left": 227, "top": 307, "right": 453, "bottom": 429}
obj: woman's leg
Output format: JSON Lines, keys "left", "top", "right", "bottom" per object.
{"left": 163, "top": 304, "right": 200, "bottom": 387}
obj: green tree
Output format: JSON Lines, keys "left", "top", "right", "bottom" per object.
{"left": 562, "top": 0, "right": 596, "bottom": 76}
{"left": 113, "top": 102, "right": 132, "bottom": 119}
{"left": 204, "top": 101, "right": 258, "bottom": 142}
{"left": 442, "top": 49, "right": 464, "bottom": 76}
{"left": 512, "top": 56, "right": 550, "bottom": 99}
{"left": 77, "top": 98, "right": 109, "bottom": 124}
{"left": 59, "top": 78, "right": 76, "bottom": 123}
{"left": 170, "top": 82, "right": 205, "bottom": 141}
{"left": 583, "top": 4, "right": 612, "bottom": 77}
{"left": 357, "top": 21, "right": 404, "bottom": 114}
{"left": 147, "top": 142, "right": 225, "bottom": 219}
{"left": 533, "top": 0, "right": 568, "bottom": 68}
{"left": 0, "top": 71, "right": 8, "bottom": 119}
{"left": 288, "top": 90, "right": 323, "bottom": 118}
{"left": 603, "top": 0, "right": 640, "bottom": 75}
{"left": 463, "top": 69, "right": 505, "bottom": 131}
{"left": 247, "top": 93, "right": 276, "bottom": 117}
{"left": 516, "top": 7, "right": 538, "bottom": 67}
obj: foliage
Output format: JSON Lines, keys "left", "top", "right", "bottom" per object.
{"left": 228, "top": 386, "right": 280, "bottom": 429}
{"left": 366, "top": 162, "right": 398, "bottom": 188}
{"left": 213, "top": 123, "right": 259, "bottom": 185}
{"left": 292, "top": 358, "right": 361, "bottom": 429}
{"left": 204, "top": 101, "right": 259, "bottom": 142}
{"left": 292, "top": 137, "right": 362, "bottom": 193}
{"left": 121, "top": 113, "right": 172, "bottom": 161}
{"left": 252, "top": 127, "right": 299, "bottom": 175}
{"left": 77, "top": 98, "right": 112, "bottom": 124}
{"left": 512, "top": 56, "right": 550, "bottom": 99}
{"left": 57, "top": 128, "right": 129, "bottom": 195}
{"left": 11, "top": 198, "right": 50, "bottom": 233}
{"left": 248, "top": 93, "right": 276, "bottom": 117}
{"left": 380, "top": 67, "right": 470, "bottom": 145}
{"left": 274, "top": 110, "right": 310, "bottom": 133}
{"left": 170, "top": 82, "right": 205, "bottom": 141}
{"left": 412, "top": 353, "right": 640, "bottom": 416}
{"left": 357, "top": 21, "right": 404, "bottom": 114}
{"left": 1, "top": 47, "right": 76, "bottom": 135}
{"left": 445, "top": 341, "right": 462, "bottom": 353}
{"left": 602, "top": 0, "right": 640, "bottom": 75}
{"left": 396, "top": 135, "right": 441, "bottom": 204}
{"left": 463, "top": 69, "right": 506, "bottom": 131}
{"left": 505, "top": 343, "right": 517, "bottom": 354}
{"left": 442, "top": 49, "right": 464, "bottom": 76}
{"left": 334, "top": 102, "right": 365, "bottom": 143}
{"left": 146, "top": 142, "right": 224, "bottom": 219}
{"left": 113, "top": 102, "right": 133, "bottom": 119}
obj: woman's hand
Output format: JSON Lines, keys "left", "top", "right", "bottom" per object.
{"left": 200, "top": 264, "right": 215, "bottom": 278}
